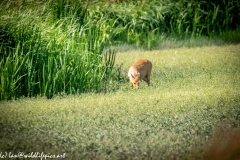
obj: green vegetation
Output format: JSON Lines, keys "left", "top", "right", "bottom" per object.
{"left": 0, "top": 1, "right": 240, "bottom": 158}
{"left": 0, "top": 0, "right": 116, "bottom": 100}
{"left": 101, "top": 0, "right": 240, "bottom": 48}
{"left": 1, "top": 44, "right": 240, "bottom": 159}
{"left": 1, "top": 0, "right": 240, "bottom": 100}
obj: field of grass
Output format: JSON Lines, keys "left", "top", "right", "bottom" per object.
{"left": 1, "top": 0, "right": 240, "bottom": 100}
{"left": 0, "top": 44, "right": 240, "bottom": 159}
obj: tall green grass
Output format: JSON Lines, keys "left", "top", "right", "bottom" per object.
{"left": 99, "top": 0, "right": 240, "bottom": 48}
{"left": 0, "top": 0, "right": 116, "bottom": 100}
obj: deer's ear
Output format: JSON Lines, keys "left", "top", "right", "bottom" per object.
{"left": 130, "top": 73, "right": 135, "bottom": 78}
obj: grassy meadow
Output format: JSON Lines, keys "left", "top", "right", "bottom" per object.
{"left": 1, "top": 0, "right": 240, "bottom": 159}
{"left": 1, "top": 44, "right": 240, "bottom": 159}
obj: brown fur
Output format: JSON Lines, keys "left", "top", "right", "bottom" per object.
{"left": 128, "top": 59, "right": 152, "bottom": 88}
{"left": 202, "top": 129, "right": 240, "bottom": 160}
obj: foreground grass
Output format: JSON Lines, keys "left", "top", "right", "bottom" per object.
{"left": 0, "top": 44, "right": 240, "bottom": 159}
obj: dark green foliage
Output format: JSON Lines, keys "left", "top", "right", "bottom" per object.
{"left": 104, "top": 0, "right": 240, "bottom": 46}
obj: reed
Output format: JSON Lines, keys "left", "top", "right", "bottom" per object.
{"left": 100, "top": 0, "right": 240, "bottom": 48}
{"left": 0, "top": 0, "right": 116, "bottom": 100}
